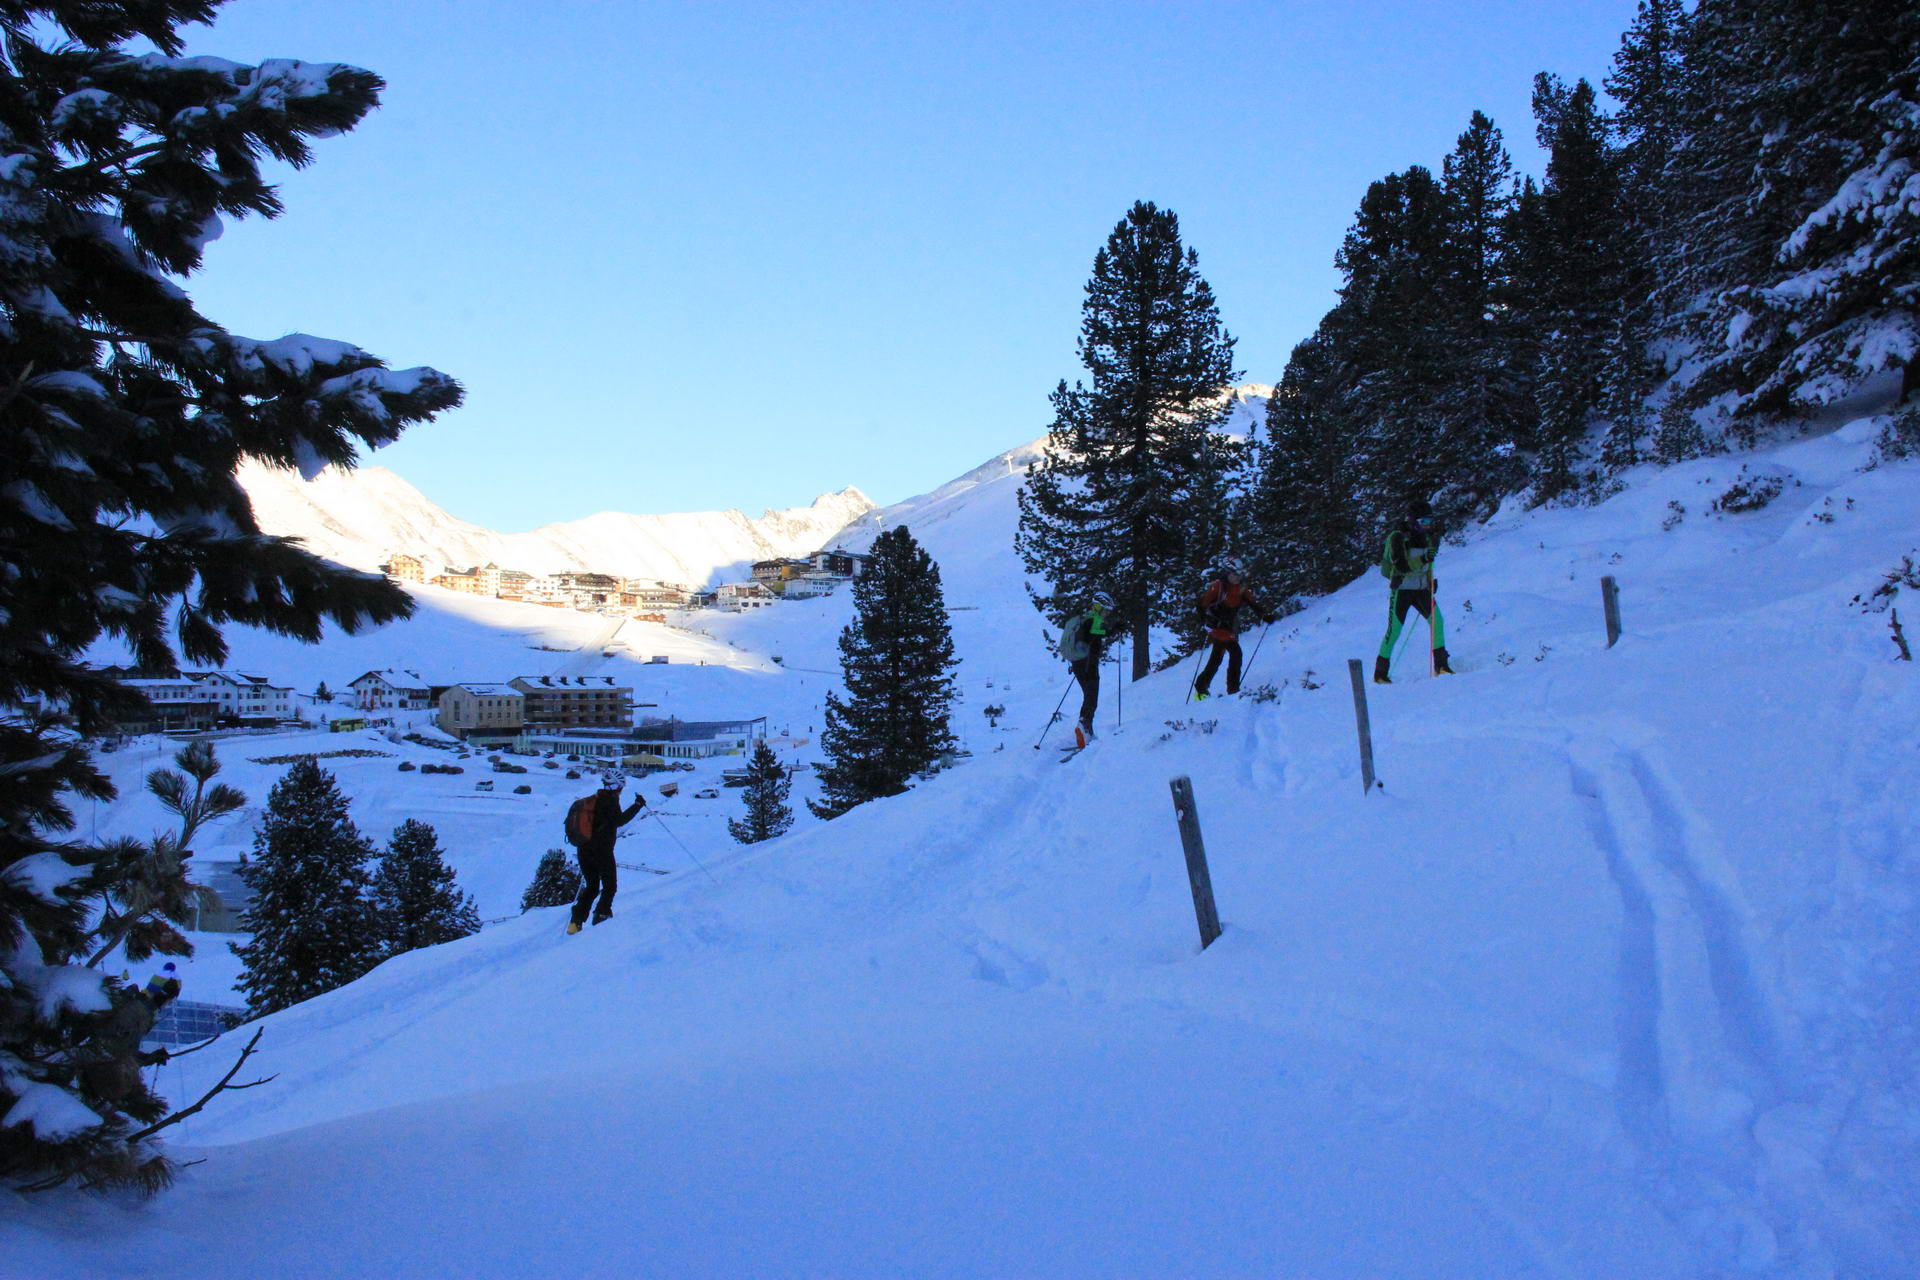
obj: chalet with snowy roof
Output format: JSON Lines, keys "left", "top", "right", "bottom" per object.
{"left": 509, "top": 675, "right": 631, "bottom": 729}
{"left": 436, "top": 683, "right": 526, "bottom": 741}
{"left": 430, "top": 567, "right": 484, "bottom": 594}
{"left": 350, "top": 669, "right": 437, "bottom": 711}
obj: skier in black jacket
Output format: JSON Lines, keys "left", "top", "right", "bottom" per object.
{"left": 568, "top": 770, "right": 645, "bottom": 933}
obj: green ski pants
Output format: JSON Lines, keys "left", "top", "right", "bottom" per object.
{"left": 1378, "top": 587, "right": 1445, "bottom": 659}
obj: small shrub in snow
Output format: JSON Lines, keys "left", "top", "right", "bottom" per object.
{"left": 1156, "top": 719, "right": 1219, "bottom": 742}
{"left": 398, "top": 761, "right": 415, "bottom": 772}
{"left": 1661, "top": 501, "right": 1686, "bottom": 531}
{"left": 1497, "top": 652, "right": 1516, "bottom": 666}
{"left": 1299, "top": 669, "right": 1324, "bottom": 691}
{"left": 1709, "top": 467, "right": 1785, "bottom": 514}
{"left": 1872, "top": 407, "right": 1920, "bottom": 463}
{"left": 1243, "top": 683, "right": 1284, "bottom": 704}
{"left": 1851, "top": 555, "right": 1920, "bottom": 614}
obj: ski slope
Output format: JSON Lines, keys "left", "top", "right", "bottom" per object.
{"left": 13, "top": 415, "right": 1920, "bottom": 1277}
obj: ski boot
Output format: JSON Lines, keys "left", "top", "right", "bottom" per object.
{"left": 1372, "top": 655, "right": 1392, "bottom": 685}
{"left": 592, "top": 910, "right": 613, "bottom": 926}
{"left": 1432, "top": 648, "right": 1454, "bottom": 675}
{"left": 1073, "top": 718, "right": 1094, "bottom": 750}
{"left": 1192, "top": 688, "right": 1211, "bottom": 702}
{"left": 566, "top": 921, "right": 582, "bottom": 936}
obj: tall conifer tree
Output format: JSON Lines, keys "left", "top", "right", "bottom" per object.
{"left": 810, "top": 527, "right": 958, "bottom": 820}
{"left": 1520, "top": 76, "right": 1625, "bottom": 499}
{"left": 231, "top": 759, "right": 384, "bottom": 1017}
{"left": 1016, "top": 201, "right": 1241, "bottom": 678}
{"left": 372, "top": 819, "right": 480, "bottom": 956}
{"left": 0, "top": 1, "right": 457, "bottom": 1194}
{"left": 1239, "top": 335, "right": 1366, "bottom": 605}
{"left": 728, "top": 741, "right": 794, "bottom": 844}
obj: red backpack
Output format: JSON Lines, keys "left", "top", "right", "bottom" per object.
{"left": 564, "top": 794, "right": 598, "bottom": 846}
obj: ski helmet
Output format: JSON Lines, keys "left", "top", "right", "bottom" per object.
{"left": 1406, "top": 495, "right": 1433, "bottom": 518}
{"left": 1219, "top": 560, "right": 1245, "bottom": 580}
{"left": 599, "top": 768, "right": 624, "bottom": 790}
{"left": 1091, "top": 590, "right": 1114, "bottom": 610}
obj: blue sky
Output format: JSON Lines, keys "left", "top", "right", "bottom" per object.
{"left": 178, "top": 0, "right": 1639, "bottom": 530}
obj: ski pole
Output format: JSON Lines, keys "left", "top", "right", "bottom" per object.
{"left": 1242, "top": 621, "right": 1274, "bottom": 687}
{"left": 1115, "top": 641, "right": 1124, "bottom": 730}
{"left": 1429, "top": 575, "right": 1440, "bottom": 677}
{"left": 649, "top": 811, "right": 719, "bottom": 886}
{"left": 1388, "top": 593, "right": 1417, "bottom": 678}
{"left": 1032, "top": 678, "right": 1073, "bottom": 750}
{"left": 1184, "top": 642, "right": 1208, "bottom": 702}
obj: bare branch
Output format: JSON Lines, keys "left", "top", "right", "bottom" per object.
{"left": 125, "top": 1028, "right": 276, "bottom": 1144}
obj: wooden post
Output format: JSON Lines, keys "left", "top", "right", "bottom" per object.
{"left": 1167, "top": 776, "right": 1222, "bottom": 950}
{"left": 1346, "top": 658, "right": 1378, "bottom": 794}
{"left": 1601, "top": 575, "right": 1623, "bottom": 648}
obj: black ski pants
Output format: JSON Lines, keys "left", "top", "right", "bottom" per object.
{"left": 1195, "top": 637, "right": 1244, "bottom": 696}
{"left": 1070, "top": 655, "right": 1100, "bottom": 729}
{"left": 571, "top": 845, "right": 617, "bottom": 925}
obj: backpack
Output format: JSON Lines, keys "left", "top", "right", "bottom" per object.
{"left": 1379, "top": 531, "right": 1402, "bottom": 579}
{"left": 564, "top": 794, "right": 598, "bottom": 846}
{"left": 1057, "top": 614, "right": 1092, "bottom": 661}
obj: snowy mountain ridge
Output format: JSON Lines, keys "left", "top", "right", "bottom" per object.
{"left": 237, "top": 459, "right": 875, "bottom": 586}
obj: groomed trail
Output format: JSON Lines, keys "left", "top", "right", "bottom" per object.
{"left": 14, "top": 422, "right": 1920, "bottom": 1277}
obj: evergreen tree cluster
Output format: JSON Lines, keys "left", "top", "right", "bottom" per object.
{"left": 0, "top": 1, "right": 459, "bottom": 1193}
{"left": 233, "top": 760, "right": 480, "bottom": 1020}
{"left": 1023, "top": 7, "right": 1915, "bottom": 648}
{"left": 1232, "top": 0, "right": 1920, "bottom": 609}
{"left": 810, "top": 526, "right": 958, "bottom": 820}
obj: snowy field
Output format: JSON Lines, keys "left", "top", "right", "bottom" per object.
{"left": 11, "top": 414, "right": 1920, "bottom": 1277}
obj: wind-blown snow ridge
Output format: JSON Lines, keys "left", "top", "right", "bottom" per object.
{"left": 238, "top": 460, "right": 875, "bottom": 586}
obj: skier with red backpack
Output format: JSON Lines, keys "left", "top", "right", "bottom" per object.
{"left": 1191, "top": 563, "right": 1276, "bottom": 700}
{"left": 564, "top": 769, "right": 645, "bottom": 933}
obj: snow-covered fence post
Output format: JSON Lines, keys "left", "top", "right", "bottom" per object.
{"left": 1601, "top": 575, "right": 1623, "bottom": 648}
{"left": 1346, "top": 659, "right": 1378, "bottom": 795}
{"left": 1167, "top": 776, "right": 1222, "bottom": 951}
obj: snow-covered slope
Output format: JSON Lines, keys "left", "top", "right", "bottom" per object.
{"left": 20, "top": 414, "right": 1920, "bottom": 1277}
{"left": 238, "top": 459, "right": 874, "bottom": 583}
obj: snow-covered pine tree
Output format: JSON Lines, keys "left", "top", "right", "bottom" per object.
{"left": 1670, "top": 1, "right": 1919, "bottom": 427}
{"left": 1435, "top": 112, "right": 1532, "bottom": 515}
{"left": 1015, "top": 201, "right": 1242, "bottom": 679}
{"left": 372, "top": 819, "right": 481, "bottom": 956}
{"left": 727, "top": 740, "right": 794, "bottom": 844}
{"left": 1238, "top": 334, "right": 1366, "bottom": 606}
{"left": 231, "top": 759, "right": 384, "bottom": 1017}
{"left": 810, "top": 527, "right": 958, "bottom": 820}
{"left": 1517, "top": 76, "right": 1626, "bottom": 501}
{"left": 1318, "top": 166, "right": 1455, "bottom": 526}
{"left": 521, "top": 849, "right": 582, "bottom": 911}
{"left": 0, "top": 2, "right": 458, "bottom": 1194}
